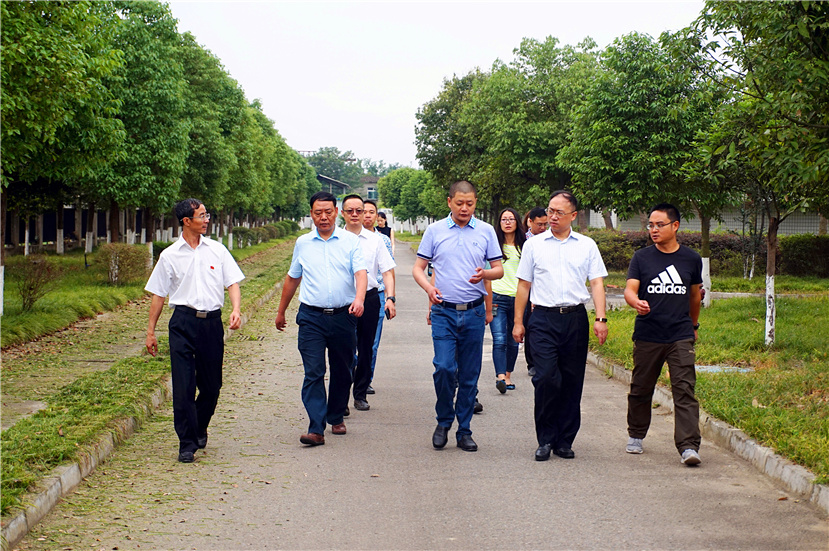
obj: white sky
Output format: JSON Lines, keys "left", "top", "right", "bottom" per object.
{"left": 169, "top": 1, "right": 705, "bottom": 168}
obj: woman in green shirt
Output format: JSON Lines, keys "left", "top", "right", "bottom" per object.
{"left": 486, "top": 207, "right": 526, "bottom": 393}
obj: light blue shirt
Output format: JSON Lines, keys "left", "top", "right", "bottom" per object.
{"left": 417, "top": 215, "right": 502, "bottom": 303}
{"left": 516, "top": 229, "right": 607, "bottom": 307}
{"left": 288, "top": 226, "right": 366, "bottom": 308}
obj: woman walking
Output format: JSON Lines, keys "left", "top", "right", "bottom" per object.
{"left": 486, "top": 207, "right": 526, "bottom": 393}
{"left": 376, "top": 212, "right": 395, "bottom": 256}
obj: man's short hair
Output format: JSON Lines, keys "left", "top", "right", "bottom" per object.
{"left": 550, "top": 190, "right": 579, "bottom": 212}
{"left": 175, "top": 198, "right": 203, "bottom": 226}
{"left": 342, "top": 194, "right": 364, "bottom": 206}
{"left": 448, "top": 180, "right": 477, "bottom": 198}
{"left": 650, "top": 203, "right": 681, "bottom": 224}
{"left": 309, "top": 191, "right": 337, "bottom": 208}
{"left": 363, "top": 199, "right": 378, "bottom": 210}
{"left": 528, "top": 207, "right": 547, "bottom": 221}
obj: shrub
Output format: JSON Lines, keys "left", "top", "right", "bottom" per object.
{"left": 152, "top": 241, "right": 173, "bottom": 264}
{"left": 14, "top": 255, "right": 61, "bottom": 311}
{"left": 97, "top": 243, "right": 150, "bottom": 285}
{"left": 584, "top": 230, "right": 634, "bottom": 272}
{"left": 779, "top": 235, "right": 829, "bottom": 277}
{"left": 231, "top": 227, "right": 253, "bottom": 248}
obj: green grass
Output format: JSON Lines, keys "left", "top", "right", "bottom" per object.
{"left": 592, "top": 296, "right": 829, "bottom": 482}
{"left": 1, "top": 344, "right": 172, "bottom": 515}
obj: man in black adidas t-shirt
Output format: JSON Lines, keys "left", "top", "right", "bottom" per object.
{"left": 623, "top": 203, "right": 703, "bottom": 466}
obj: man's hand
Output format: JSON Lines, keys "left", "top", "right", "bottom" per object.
{"left": 275, "top": 312, "right": 287, "bottom": 331}
{"left": 146, "top": 333, "right": 158, "bottom": 357}
{"left": 632, "top": 299, "right": 650, "bottom": 316}
{"left": 593, "top": 321, "right": 608, "bottom": 345}
{"left": 229, "top": 310, "right": 242, "bottom": 330}
{"left": 385, "top": 300, "right": 396, "bottom": 320}
{"left": 469, "top": 267, "right": 485, "bottom": 284}
{"left": 349, "top": 299, "right": 364, "bottom": 317}
{"left": 512, "top": 323, "right": 525, "bottom": 344}
{"left": 427, "top": 286, "right": 443, "bottom": 306}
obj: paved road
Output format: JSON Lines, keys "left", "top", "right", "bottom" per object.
{"left": 19, "top": 246, "right": 828, "bottom": 550}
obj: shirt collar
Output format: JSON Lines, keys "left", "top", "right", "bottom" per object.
{"left": 312, "top": 226, "right": 342, "bottom": 241}
{"left": 358, "top": 226, "right": 374, "bottom": 239}
{"left": 446, "top": 214, "right": 477, "bottom": 229}
{"left": 544, "top": 228, "right": 579, "bottom": 242}
{"left": 173, "top": 233, "right": 206, "bottom": 250}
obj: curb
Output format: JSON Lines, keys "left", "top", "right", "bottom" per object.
{"left": 587, "top": 351, "right": 829, "bottom": 516}
{"left": 1, "top": 278, "right": 284, "bottom": 551}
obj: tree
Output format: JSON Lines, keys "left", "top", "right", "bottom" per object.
{"left": 692, "top": 0, "right": 829, "bottom": 345}
{"left": 306, "top": 147, "right": 363, "bottom": 189}
{"left": 378, "top": 168, "right": 445, "bottom": 222}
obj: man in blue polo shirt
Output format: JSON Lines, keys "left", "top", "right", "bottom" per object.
{"left": 275, "top": 191, "right": 367, "bottom": 447}
{"left": 413, "top": 180, "right": 504, "bottom": 452}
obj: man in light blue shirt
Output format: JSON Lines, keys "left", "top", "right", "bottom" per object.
{"left": 276, "top": 191, "right": 367, "bottom": 447}
{"left": 413, "top": 180, "right": 503, "bottom": 452}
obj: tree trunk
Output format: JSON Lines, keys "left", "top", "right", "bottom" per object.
{"left": 86, "top": 203, "right": 96, "bottom": 253}
{"left": 11, "top": 209, "right": 20, "bottom": 250}
{"left": 24, "top": 216, "right": 31, "bottom": 256}
{"left": 74, "top": 199, "right": 83, "bottom": 251}
{"left": 602, "top": 210, "right": 614, "bottom": 230}
{"left": 56, "top": 207, "right": 65, "bottom": 255}
{"left": 699, "top": 213, "right": 712, "bottom": 308}
{"left": 765, "top": 216, "right": 780, "bottom": 347}
{"left": 819, "top": 211, "right": 827, "bottom": 235}
{"left": 639, "top": 212, "right": 648, "bottom": 230}
{"left": 577, "top": 210, "right": 588, "bottom": 232}
{"left": 36, "top": 213, "right": 44, "bottom": 253}
{"left": 1, "top": 189, "right": 6, "bottom": 265}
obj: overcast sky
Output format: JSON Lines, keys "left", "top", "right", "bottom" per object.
{"left": 169, "top": 1, "right": 705, "bottom": 168}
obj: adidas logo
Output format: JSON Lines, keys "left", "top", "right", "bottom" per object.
{"left": 647, "top": 265, "right": 687, "bottom": 294}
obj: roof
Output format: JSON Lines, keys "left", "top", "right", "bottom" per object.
{"left": 316, "top": 174, "right": 350, "bottom": 193}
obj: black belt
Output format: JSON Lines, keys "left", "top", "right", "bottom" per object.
{"left": 535, "top": 304, "right": 585, "bottom": 314}
{"left": 175, "top": 306, "right": 222, "bottom": 319}
{"left": 439, "top": 296, "right": 485, "bottom": 311}
{"left": 302, "top": 303, "right": 350, "bottom": 315}
{"left": 366, "top": 288, "right": 379, "bottom": 298}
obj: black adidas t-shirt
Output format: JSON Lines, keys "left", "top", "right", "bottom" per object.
{"left": 627, "top": 244, "right": 702, "bottom": 343}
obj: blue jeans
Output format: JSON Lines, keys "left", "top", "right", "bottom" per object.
{"left": 490, "top": 293, "right": 519, "bottom": 377}
{"left": 296, "top": 304, "right": 356, "bottom": 435}
{"left": 430, "top": 301, "right": 486, "bottom": 438}
{"left": 370, "top": 291, "right": 385, "bottom": 380}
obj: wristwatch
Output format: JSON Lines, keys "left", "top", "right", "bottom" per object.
{"left": 595, "top": 317, "right": 608, "bottom": 323}
{"left": 386, "top": 296, "right": 396, "bottom": 303}
{"left": 693, "top": 322, "right": 700, "bottom": 330}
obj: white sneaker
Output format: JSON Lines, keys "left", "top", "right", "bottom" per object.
{"left": 681, "top": 449, "right": 701, "bottom": 465}
{"left": 626, "top": 437, "right": 644, "bottom": 454}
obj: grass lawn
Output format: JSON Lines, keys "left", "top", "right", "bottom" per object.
{"left": 592, "top": 295, "right": 829, "bottom": 483}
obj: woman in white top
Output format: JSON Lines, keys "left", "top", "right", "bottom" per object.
{"left": 485, "top": 207, "right": 526, "bottom": 393}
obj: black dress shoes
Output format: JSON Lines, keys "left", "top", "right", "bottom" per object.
{"left": 354, "top": 399, "right": 370, "bottom": 411}
{"left": 457, "top": 434, "right": 478, "bottom": 452}
{"left": 553, "top": 447, "right": 575, "bottom": 459}
{"left": 366, "top": 385, "right": 375, "bottom": 395}
{"left": 197, "top": 433, "right": 208, "bottom": 449}
{"left": 535, "top": 443, "right": 552, "bottom": 461}
{"left": 473, "top": 399, "right": 483, "bottom": 414}
{"left": 432, "top": 425, "right": 449, "bottom": 449}
{"left": 178, "top": 451, "right": 195, "bottom": 463}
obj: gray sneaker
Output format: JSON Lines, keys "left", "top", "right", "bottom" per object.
{"left": 681, "top": 448, "right": 701, "bottom": 466}
{"left": 626, "top": 437, "right": 643, "bottom": 454}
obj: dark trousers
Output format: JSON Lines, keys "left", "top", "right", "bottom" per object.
{"left": 523, "top": 302, "right": 535, "bottom": 369}
{"left": 628, "top": 339, "right": 701, "bottom": 453}
{"left": 169, "top": 309, "right": 224, "bottom": 454}
{"left": 297, "top": 304, "right": 356, "bottom": 435}
{"left": 353, "top": 290, "right": 381, "bottom": 401}
{"left": 529, "top": 306, "right": 589, "bottom": 448}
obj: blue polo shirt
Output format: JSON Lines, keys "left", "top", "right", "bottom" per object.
{"left": 288, "top": 226, "right": 366, "bottom": 308}
{"left": 417, "top": 215, "right": 502, "bottom": 303}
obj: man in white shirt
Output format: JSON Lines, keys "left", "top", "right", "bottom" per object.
{"left": 342, "top": 195, "right": 396, "bottom": 411}
{"left": 513, "top": 190, "right": 608, "bottom": 462}
{"left": 145, "top": 198, "right": 244, "bottom": 463}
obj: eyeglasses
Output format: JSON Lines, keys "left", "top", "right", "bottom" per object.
{"left": 343, "top": 208, "right": 364, "bottom": 215}
{"left": 188, "top": 213, "right": 211, "bottom": 221}
{"left": 500, "top": 218, "right": 517, "bottom": 223}
{"left": 546, "top": 208, "right": 574, "bottom": 218}
{"left": 646, "top": 222, "right": 674, "bottom": 230}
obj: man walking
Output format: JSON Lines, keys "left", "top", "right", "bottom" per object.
{"left": 513, "top": 190, "right": 608, "bottom": 461}
{"left": 275, "top": 191, "right": 367, "bottom": 446}
{"left": 522, "top": 206, "right": 549, "bottom": 377}
{"left": 362, "top": 199, "right": 395, "bottom": 394}
{"left": 145, "top": 198, "right": 244, "bottom": 463}
{"left": 342, "top": 195, "right": 396, "bottom": 411}
{"left": 624, "top": 203, "right": 703, "bottom": 465}
{"left": 413, "top": 181, "right": 503, "bottom": 452}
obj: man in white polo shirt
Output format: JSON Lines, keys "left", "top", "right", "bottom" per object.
{"left": 342, "top": 195, "right": 396, "bottom": 412}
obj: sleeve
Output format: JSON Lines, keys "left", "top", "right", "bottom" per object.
{"left": 377, "top": 238, "right": 396, "bottom": 273}
{"left": 222, "top": 247, "right": 245, "bottom": 288}
{"left": 627, "top": 250, "right": 641, "bottom": 281}
{"left": 587, "top": 241, "right": 608, "bottom": 280}
{"left": 516, "top": 239, "right": 535, "bottom": 282}
{"left": 351, "top": 237, "right": 366, "bottom": 273}
{"left": 416, "top": 225, "right": 434, "bottom": 260}
{"left": 144, "top": 254, "right": 171, "bottom": 297}
{"left": 485, "top": 225, "right": 503, "bottom": 262}
{"left": 287, "top": 241, "right": 304, "bottom": 279}
{"left": 691, "top": 251, "right": 703, "bottom": 285}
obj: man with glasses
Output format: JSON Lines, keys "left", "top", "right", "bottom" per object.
{"left": 525, "top": 207, "right": 548, "bottom": 239}
{"left": 342, "top": 195, "right": 396, "bottom": 412}
{"left": 413, "top": 180, "right": 503, "bottom": 452}
{"left": 624, "top": 203, "right": 703, "bottom": 466}
{"left": 513, "top": 190, "right": 608, "bottom": 461}
{"left": 275, "top": 191, "right": 367, "bottom": 446}
{"left": 145, "top": 198, "right": 245, "bottom": 463}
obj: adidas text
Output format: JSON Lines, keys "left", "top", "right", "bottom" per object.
{"left": 647, "top": 282, "right": 687, "bottom": 294}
